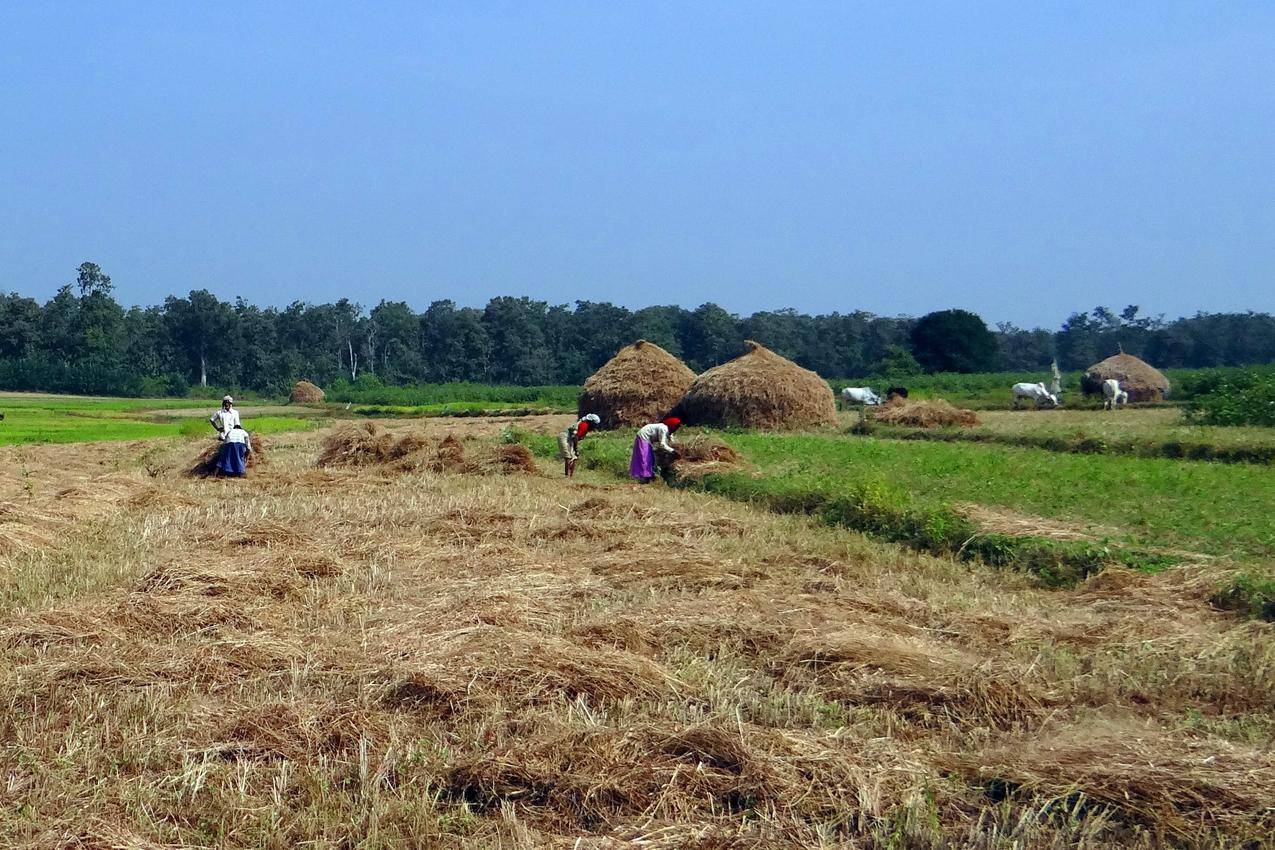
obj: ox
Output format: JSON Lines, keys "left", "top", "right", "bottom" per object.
{"left": 841, "top": 387, "right": 881, "bottom": 408}
{"left": 886, "top": 386, "right": 909, "bottom": 400}
{"left": 1102, "top": 378, "right": 1129, "bottom": 410}
{"left": 1011, "top": 382, "right": 1059, "bottom": 409}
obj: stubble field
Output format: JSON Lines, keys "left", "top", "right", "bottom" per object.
{"left": 0, "top": 414, "right": 1273, "bottom": 848}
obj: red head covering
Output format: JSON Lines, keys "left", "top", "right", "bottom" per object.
{"left": 662, "top": 417, "right": 682, "bottom": 431}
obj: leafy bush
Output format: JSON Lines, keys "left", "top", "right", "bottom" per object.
{"left": 1184, "top": 371, "right": 1275, "bottom": 427}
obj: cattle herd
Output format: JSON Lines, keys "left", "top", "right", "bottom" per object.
{"left": 838, "top": 379, "right": 1130, "bottom": 411}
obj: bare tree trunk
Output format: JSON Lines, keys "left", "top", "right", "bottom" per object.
{"left": 348, "top": 340, "right": 358, "bottom": 381}
{"left": 199, "top": 348, "right": 208, "bottom": 387}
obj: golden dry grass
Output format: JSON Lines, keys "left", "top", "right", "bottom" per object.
{"left": 0, "top": 418, "right": 1272, "bottom": 848}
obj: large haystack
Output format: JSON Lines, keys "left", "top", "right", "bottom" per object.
{"left": 672, "top": 341, "right": 836, "bottom": 430}
{"left": 290, "top": 380, "right": 326, "bottom": 404}
{"left": 578, "top": 340, "right": 695, "bottom": 430}
{"left": 1082, "top": 353, "right": 1170, "bottom": 402}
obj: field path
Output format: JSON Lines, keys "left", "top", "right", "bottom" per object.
{"left": 1, "top": 418, "right": 1272, "bottom": 848}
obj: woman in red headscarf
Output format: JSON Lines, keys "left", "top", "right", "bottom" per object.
{"left": 630, "top": 417, "right": 681, "bottom": 483}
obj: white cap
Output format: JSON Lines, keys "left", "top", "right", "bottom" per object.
{"left": 223, "top": 395, "right": 234, "bottom": 403}
{"left": 582, "top": 414, "right": 601, "bottom": 424}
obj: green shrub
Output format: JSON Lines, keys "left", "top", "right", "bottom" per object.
{"left": 1184, "top": 372, "right": 1275, "bottom": 426}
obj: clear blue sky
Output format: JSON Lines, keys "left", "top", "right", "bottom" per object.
{"left": 2, "top": 2, "right": 1272, "bottom": 327}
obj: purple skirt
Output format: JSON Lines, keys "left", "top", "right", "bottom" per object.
{"left": 629, "top": 435, "right": 655, "bottom": 479}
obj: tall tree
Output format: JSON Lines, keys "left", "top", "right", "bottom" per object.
{"left": 163, "top": 290, "right": 235, "bottom": 386}
{"left": 910, "top": 309, "right": 998, "bottom": 373}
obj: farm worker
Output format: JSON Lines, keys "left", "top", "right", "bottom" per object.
{"left": 559, "top": 413, "right": 601, "bottom": 478}
{"left": 630, "top": 417, "right": 681, "bottom": 484}
{"left": 214, "top": 424, "right": 253, "bottom": 477}
{"left": 209, "top": 395, "right": 240, "bottom": 439}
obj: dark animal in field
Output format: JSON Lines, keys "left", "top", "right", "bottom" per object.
{"left": 0, "top": 411, "right": 5, "bottom": 420}
{"left": 886, "top": 386, "right": 908, "bottom": 400}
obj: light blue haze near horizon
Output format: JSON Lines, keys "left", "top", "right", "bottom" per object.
{"left": 1, "top": 1, "right": 1272, "bottom": 328}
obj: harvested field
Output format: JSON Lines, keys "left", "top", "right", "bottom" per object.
{"left": 0, "top": 416, "right": 1272, "bottom": 848}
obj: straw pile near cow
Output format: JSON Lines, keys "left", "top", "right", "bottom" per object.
{"left": 316, "top": 421, "right": 536, "bottom": 475}
{"left": 289, "top": 380, "right": 326, "bottom": 404}
{"left": 578, "top": 340, "right": 695, "bottom": 429}
{"left": 1082, "top": 352, "right": 1171, "bottom": 402}
{"left": 873, "top": 397, "right": 980, "bottom": 428}
{"left": 672, "top": 341, "right": 836, "bottom": 430}
{"left": 185, "top": 435, "right": 268, "bottom": 477}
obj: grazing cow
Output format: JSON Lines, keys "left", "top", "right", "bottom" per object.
{"left": 841, "top": 387, "right": 881, "bottom": 408}
{"left": 1011, "top": 382, "right": 1059, "bottom": 409}
{"left": 886, "top": 386, "right": 909, "bottom": 400}
{"left": 1102, "top": 378, "right": 1129, "bottom": 410}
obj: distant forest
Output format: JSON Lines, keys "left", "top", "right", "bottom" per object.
{"left": 2, "top": 262, "right": 1274, "bottom": 396}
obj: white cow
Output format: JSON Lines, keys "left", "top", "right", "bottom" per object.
{"left": 841, "top": 386, "right": 881, "bottom": 407}
{"left": 1011, "top": 382, "right": 1059, "bottom": 409}
{"left": 1102, "top": 378, "right": 1129, "bottom": 410}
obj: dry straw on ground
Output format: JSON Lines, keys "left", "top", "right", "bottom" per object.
{"left": 872, "top": 397, "right": 980, "bottom": 428}
{"left": 1082, "top": 352, "right": 1171, "bottom": 402}
{"left": 579, "top": 340, "right": 696, "bottom": 430}
{"left": 316, "top": 421, "right": 536, "bottom": 475}
{"left": 672, "top": 341, "right": 836, "bottom": 430}
{"left": 289, "top": 379, "right": 326, "bottom": 404}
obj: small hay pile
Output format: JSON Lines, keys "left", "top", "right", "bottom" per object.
{"left": 672, "top": 341, "right": 836, "bottom": 430}
{"left": 316, "top": 422, "right": 536, "bottom": 475}
{"left": 872, "top": 397, "right": 979, "bottom": 428}
{"left": 1082, "top": 352, "right": 1170, "bottom": 401}
{"left": 666, "top": 435, "right": 743, "bottom": 481}
{"left": 578, "top": 340, "right": 696, "bottom": 429}
{"left": 185, "top": 435, "right": 267, "bottom": 478}
{"left": 289, "top": 380, "right": 326, "bottom": 404}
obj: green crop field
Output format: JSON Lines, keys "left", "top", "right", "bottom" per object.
{"left": 0, "top": 392, "right": 323, "bottom": 446}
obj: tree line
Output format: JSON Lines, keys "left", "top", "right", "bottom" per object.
{"left": 2, "top": 262, "right": 1274, "bottom": 396}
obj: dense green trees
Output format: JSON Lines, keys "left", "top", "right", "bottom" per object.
{"left": 1, "top": 262, "right": 1273, "bottom": 396}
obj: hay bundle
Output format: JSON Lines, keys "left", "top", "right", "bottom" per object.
{"left": 672, "top": 341, "right": 836, "bottom": 430}
{"left": 872, "top": 397, "right": 979, "bottom": 428}
{"left": 666, "top": 435, "right": 743, "bottom": 481}
{"left": 289, "top": 380, "right": 326, "bottom": 404}
{"left": 1081, "top": 352, "right": 1170, "bottom": 402}
{"left": 185, "top": 435, "right": 267, "bottom": 478}
{"left": 315, "top": 423, "right": 536, "bottom": 476}
{"left": 578, "top": 340, "right": 695, "bottom": 429}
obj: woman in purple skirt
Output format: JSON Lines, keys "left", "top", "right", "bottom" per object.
{"left": 630, "top": 417, "right": 680, "bottom": 484}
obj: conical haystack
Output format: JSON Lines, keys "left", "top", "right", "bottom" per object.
{"left": 290, "top": 380, "right": 326, "bottom": 404}
{"left": 672, "top": 341, "right": 836, "bottom": 430}
{"left": 578, "top": 340, "right": 695, "bottom": 429}
{"left": 1081, "top": 353, "right": 1170, "bottom": 402}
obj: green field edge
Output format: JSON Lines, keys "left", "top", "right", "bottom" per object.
{"left": 864, "top": 424, "right": 1275, "bottom": 465}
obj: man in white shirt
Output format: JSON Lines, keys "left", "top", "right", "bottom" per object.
{"left": 209, "top": 396, "right": 240, "bottom": 440}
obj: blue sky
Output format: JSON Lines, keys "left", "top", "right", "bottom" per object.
{"left": 1, "top": 2, "right": 1272, "bottom": 327}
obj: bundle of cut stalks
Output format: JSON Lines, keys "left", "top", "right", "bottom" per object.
{"left": 316, "top": 422, "right": 537, "bottom": 475}
{"left": 665, "top": 435, "right": 743, "bottom": 481}
{"left": 872, "top": 397, "right": 979, "bottom": 428}
{"left": 185, "top": 435, "right": 267, "bottom": 478}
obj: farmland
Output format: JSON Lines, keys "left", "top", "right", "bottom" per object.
{"left": 1, "top": 402, "right": 1274, "bottom": 846}
{"left": 0, "top": 392, "right": 322, "bottom": 446}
